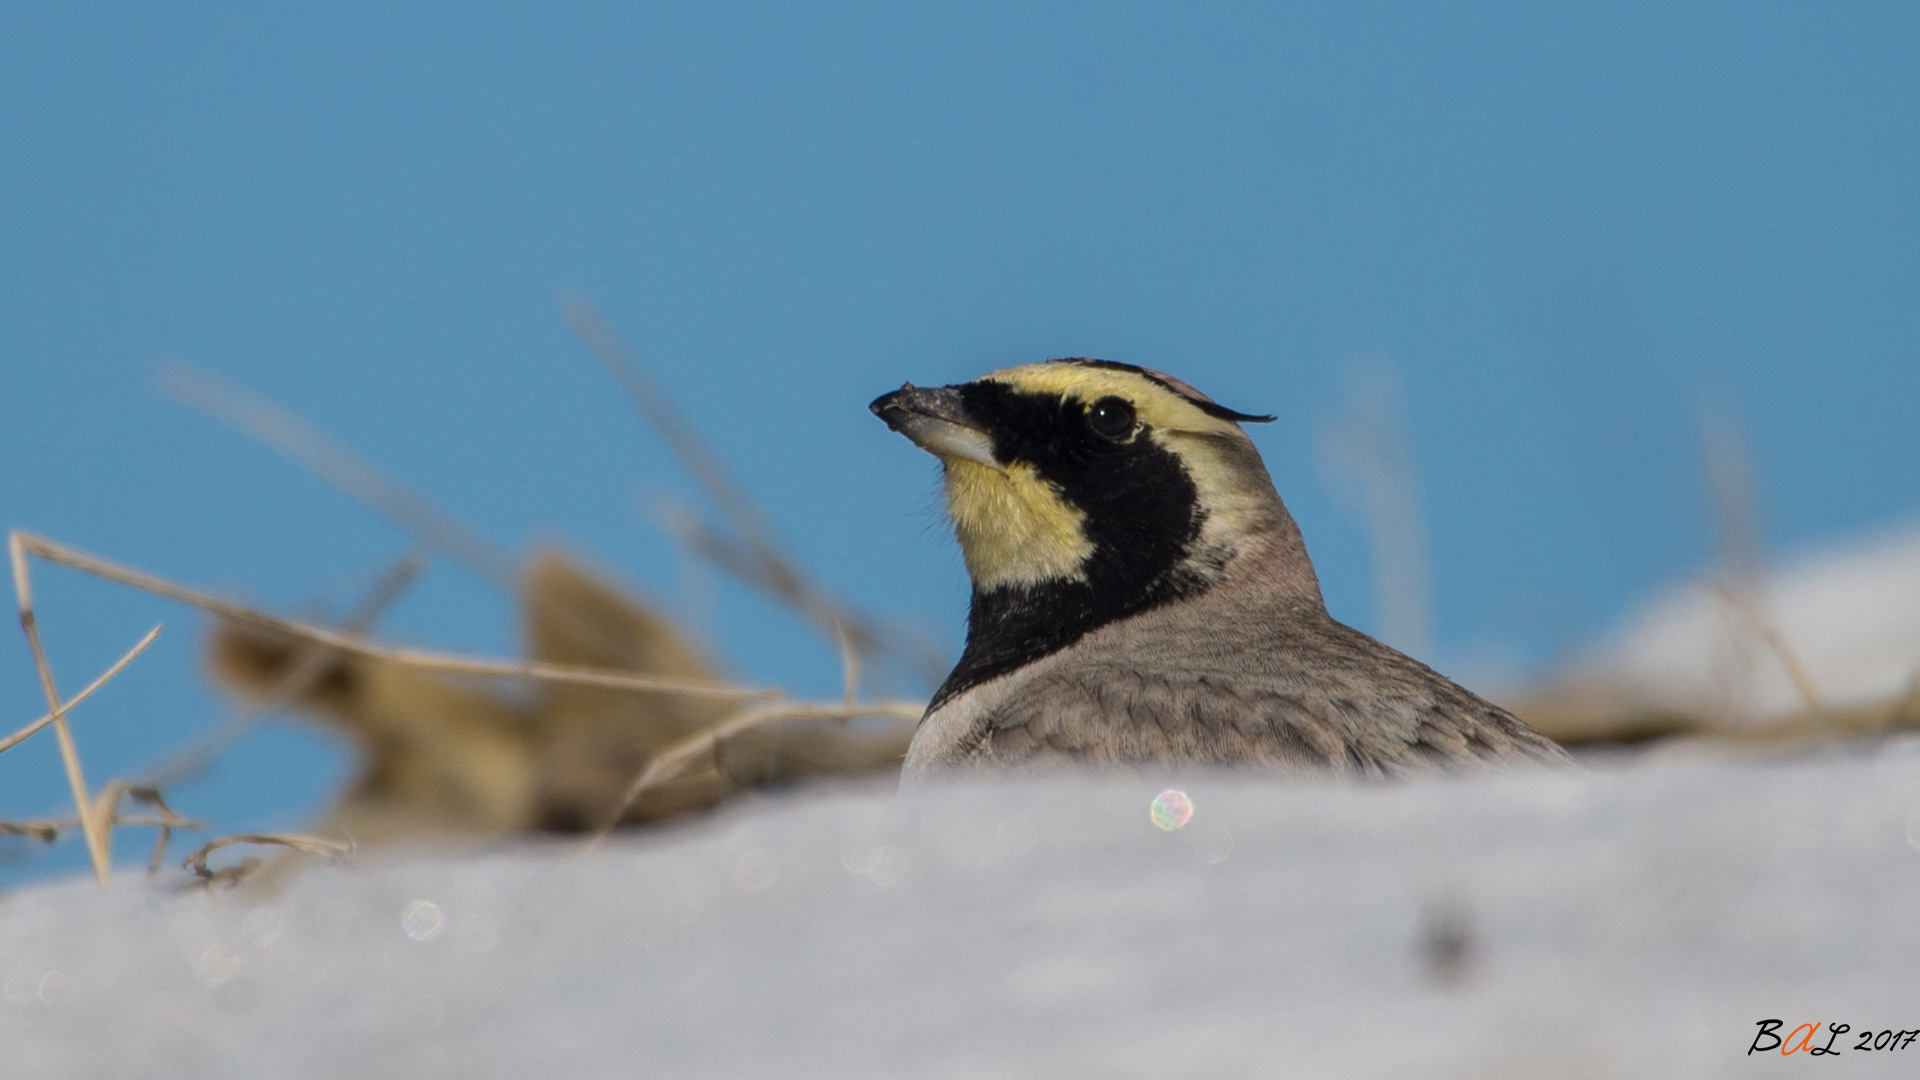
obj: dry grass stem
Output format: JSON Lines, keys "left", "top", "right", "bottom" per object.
{"left": 0, "top": 800, "right": 202, "bottom": 849}
{"left": 10, "top": 532, "right": 113, "bottom": 889}
{"left": 182, "top": 832, "right": 352, "bottom": 889}
{"left": 566, "top": 299, "right": 944, "bottom": 684}
{"left": 1697, "top": 404, "right": 1832, "bottom": 723}
{"left": 588, "top": 698, "right": 924, "bottom": 849}
{"left": 160, "top": 364, "right": 716, "bottom": 685}
{"left": 11, "top": 531, "right": 774, "bottom": 700}
{"left": 655, "top": 496, "right": 947, "bottom": 688}
{"left": 1516, "top": 677, "right": 1920, "bottom": 749}
{"left": 1891, "top": 672, "right": 1920, "bottom": 729}
{"left": 654, "top": 506, "right": 867, "bottom": 642}
{"left": 0, "top": 623, "right": 161, "bottom": 756}
{"left": 141, "top": 553, "right": 425, "bottom": 789}
{"left": 834, "top": 614, "right": 859, "bottom": 709}
{"left": 1702, "top": 403, "right": 1764, "bottom": 593}
{"left": 564, "top": 301, "right": 786, "bottom": 580}
{"left": 157, "top": 364, "right": 518, "bottom": 588}
{"left": 1313, "top": 358, "right": 1432, "bottom": 659}
{"left": 91, "top": 782, "right": 205, "bottom": 874}
{"left": 0, "top": 785, "right": 203, "bottom": 878}
{"left": 0, "top": 820, "right": 63, "bottom": 842}
{"left": 1705, "top": 582, "right": 1826, "bottom": 718}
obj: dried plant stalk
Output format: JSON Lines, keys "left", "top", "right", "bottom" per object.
{"left": 834, "top": 615, "right": 859, "bottom": 709}
{"left": 0, "top": 781, "right": 204, "bottom": 875}
{"left": 182, "top": 832, "right": 352, "bottom": 887}
{"left": 157, "top": 365, "right": 518, "bottom": 587}
{"left": 589, "top": 698, "right": 923, "bottom": 848}
{"left": 141, "top": 553, "right": 424, "bottom": 789}
{"left": 1705, "top": 583, "right": 1826, "bottom": 718}
{"left": 0, "top": 820, "right": 63, "bottom": 842}
{"left": 566, "top": 299, "right": 946, "bottom": 685}
{"left": 91, "top": 782, "right": 204, "bottom": 874}
{"left": 0, "top": 623, "right": 160, "bottom": 756}
{"left": 1890, "top": 673, "right": 1920, "bottom": 730}
{"left": 205, "top": 547, "right": 918, "bottom": 845}
{"left": 1512, "top": 670, "right": 1920, "bottom": 749}
{"left": 564, "top": 302, "right": 786, "bottom": 582}
{"left": 10, "top": 531, "right": 772, "bottom": 700}
{"left": 158, "top": 364, "right": 672, "bottom": 674}
{"left": 0, "top": 807, "right": 201, "bottom": 845}
{"left": 10, "top": 532, "right": 113, "bottom": 888}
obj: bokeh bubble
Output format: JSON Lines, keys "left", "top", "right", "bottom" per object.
{"left": 402, "top": 900, "right": 446, "bottom": 943}
{"left": 1150, "top": 789, "right": 1194, "bottom": 831}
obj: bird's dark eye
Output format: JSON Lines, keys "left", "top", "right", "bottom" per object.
{"left": 1086, "top": 396, "right": 1136, "bottom": 441}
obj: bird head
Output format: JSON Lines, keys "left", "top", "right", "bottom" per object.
{"left": 871, "top": 359, "right": 1318, "bottom": 606}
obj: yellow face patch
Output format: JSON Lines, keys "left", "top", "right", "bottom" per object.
{"left": 925, "top": 360, "right": 1279, "bottom": 592}
{"left": 943, "top": 458, "right": 1094, "bottom": 588}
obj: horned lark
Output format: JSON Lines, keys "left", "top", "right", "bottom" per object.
{"left": 871, "top": 359, "right": 1569, "bottom": 776}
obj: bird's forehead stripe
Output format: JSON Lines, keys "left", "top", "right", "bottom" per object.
{"left": 979, "top": 363, "right": 1246, "bottom": 435}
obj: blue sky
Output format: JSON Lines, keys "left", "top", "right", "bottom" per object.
{"left": 4, "top": 3, "right": 1916, "bottom": 880}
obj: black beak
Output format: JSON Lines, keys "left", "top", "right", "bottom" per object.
{"left": 869, "top": 383, "right": 1000, "bottom": 468}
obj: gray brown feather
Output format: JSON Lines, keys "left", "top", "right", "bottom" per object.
{"left": 907, "top": 586, "right": 1569, "bottom": 777}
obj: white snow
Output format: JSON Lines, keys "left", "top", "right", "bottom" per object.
{"left": 1564, "top": 522, "right": 1920, "bottom": 724}
{"left": 8, "top": 747, "right": 1920, "bottom": 1078}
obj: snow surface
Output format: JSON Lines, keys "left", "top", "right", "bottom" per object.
{"left": 1565, "top": 522, "right": 1920, "bottom": 723}
{"left": 7, "top": 748, "right": 1920, "bottom": 1078}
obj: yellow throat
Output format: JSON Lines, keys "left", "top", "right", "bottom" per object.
{"left": 942, "top": 458, "right": 1094, "bottom": 589}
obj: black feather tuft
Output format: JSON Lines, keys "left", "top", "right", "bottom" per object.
{"left": 1057, "top": 358, "right": 1275, "bottom": 423}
